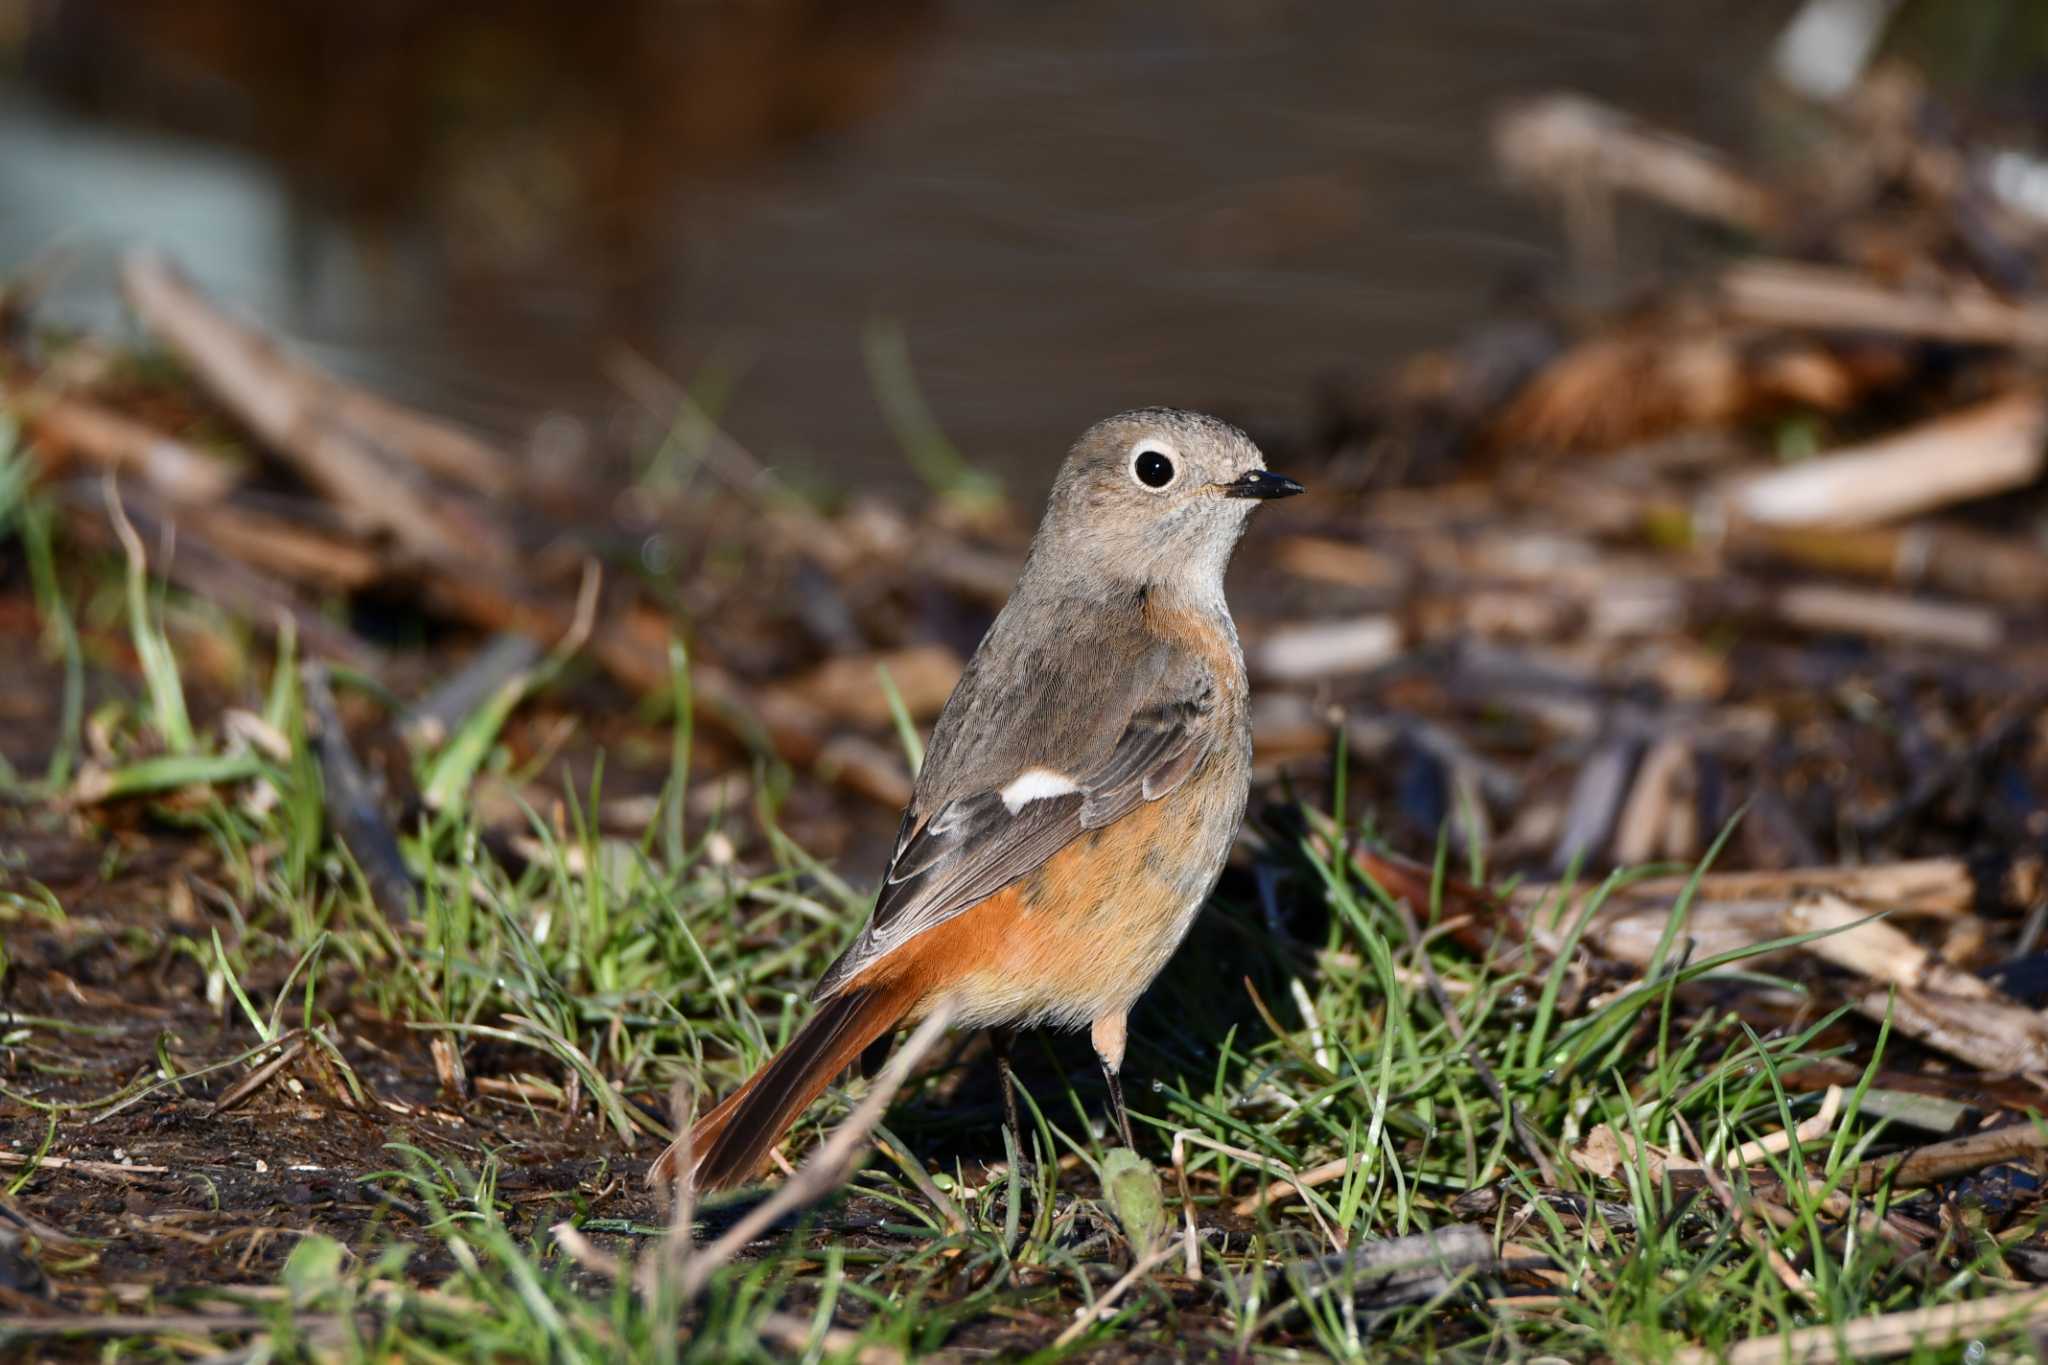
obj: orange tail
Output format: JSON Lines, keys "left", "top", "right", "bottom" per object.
{"left": 651, "top": 980, "right": 918, "bottom": 1193}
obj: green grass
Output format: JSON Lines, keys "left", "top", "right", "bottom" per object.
{"left": 3, "top": 486, "right": 2044, "bottom": 1363}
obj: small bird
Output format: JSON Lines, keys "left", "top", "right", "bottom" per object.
{"left": 655, "top": 408, "right": 1302, "bottom": 1192}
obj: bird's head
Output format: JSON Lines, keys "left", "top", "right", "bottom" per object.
{"left": 1028, "top": 407, "right": 1303, "bottom": 598}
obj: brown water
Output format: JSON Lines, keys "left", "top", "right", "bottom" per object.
{"left": 0, "top": 1, "right": 1799, "bottom": 492}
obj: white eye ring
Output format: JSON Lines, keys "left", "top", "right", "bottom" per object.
{"left": 1130, "top": 440, "right": 1180, "bottom": 490}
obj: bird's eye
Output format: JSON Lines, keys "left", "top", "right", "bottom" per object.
{"left": 1132, "top": 446, "right": 1177, "bottom": 489}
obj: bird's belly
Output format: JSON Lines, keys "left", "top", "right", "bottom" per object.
{"left": 933, "top": 759, "right": 1246, "bottom": 1032}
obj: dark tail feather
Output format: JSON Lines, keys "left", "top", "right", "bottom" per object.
{"left": 650, "top": 982, "right": 916, "bottom": 1193}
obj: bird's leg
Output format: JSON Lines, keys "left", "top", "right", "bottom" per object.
{"left": 1101, "top": 1066, "right": 1138, "bottom": 1152}
{"left": 1090, "top": 1012, "right": 1139, "bottom": 1151}
{"left": 990, "top": 1026, "right": 1025, "bottom": 1152}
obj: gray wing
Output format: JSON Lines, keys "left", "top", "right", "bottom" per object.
{"left": 814, "top": 598, "right": 1220, "bottom": 998}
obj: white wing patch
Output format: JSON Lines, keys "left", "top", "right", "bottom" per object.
{"left": 1000, "top": 767, "right": 1080, "bottom": 814}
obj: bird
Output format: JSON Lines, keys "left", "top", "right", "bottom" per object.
{"left": 653, "top": 407, "right": 1302, "bottom": 1193}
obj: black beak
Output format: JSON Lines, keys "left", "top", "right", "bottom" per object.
{"left": 1219, "top": 469, "right": 1305, "bottom": 500}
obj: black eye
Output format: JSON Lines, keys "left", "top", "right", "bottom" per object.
{"left": 1134, "top": 449, "right": 1175, "bottom": 488}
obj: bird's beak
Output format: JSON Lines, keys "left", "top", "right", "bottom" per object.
{"left": 1217, "top": 469, "right": 1305, "bottom": 500}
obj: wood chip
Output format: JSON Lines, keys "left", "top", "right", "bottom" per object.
{"left": 1676, "top": 1286, "right": 2048, "bottom": 1364}
{"left": 1271, "top": 534, "right": 1408, "bottom": 589}
{"left": 1773, "top": 584, "right": 2002, "bottom": 651}
{"left": 773, "top": 644, "right": 962, "bottom": 728}
{"left": 188, "top": 502, "right": 381, "bottom": 590}
{"left": 1854, "top": 986, "right": 2048, "bottom": 1075}
{"left": 1610, "top": 736, "right": 1692, "bottom": 865}
{"left": 1253, "top": 616, "right": 1402, "bottom": 681}
{"left": 1593, "top": 899, "right": 1791, "bottom": 970}
{"left": 14, "top": 390, "right": 238, "bottom": 503}
{"left": 1723, "top": 260, "right": 2048, "bottom": 349}
{"left": 1784, "top": 893, "right": 1996, "bottom": 998}
{"left": 814, "top": 734, "right": 914, "bottom": 810}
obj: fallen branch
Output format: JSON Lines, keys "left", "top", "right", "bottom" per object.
{"left": 1727, "top": 519, "right": 2048, "bottom": 605}
{"left": 1727, "top": 391, "right": 2047, "bottom": 529}
{"left": 1854, "top": 986, "right": 2048, "bottom": 1075}
{"left": 12, "top": 388, "right": 237, "bottom": 503}
{"left": 0, "top": 1152, "right": 170, "bottom": 1178}
{"left": 1675, "top": 1287, "right": 2048, "bottom": 1364}
{"left": 1051, "top": 1241, "right": 1182, "bottom": 1347}
{"left": 1495, "top": 93, "right": 1783, "bottom": 235}
{"left": 1856, "top": 1119, "right": 2048, "bottom": 1192}
{"left": 122, "top": 251, "right": 507, "bottom": 566}
{"left": 60, "top": 479, "right": 383, "bottom": 670}
{"left": 1517, "top": 856, "right": 2042, "bottom": 922}
{"left": 1289, "top": 1226, "right": 1498, "bottom": 1311}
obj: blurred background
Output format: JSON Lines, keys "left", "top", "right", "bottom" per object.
{"left": 0, "top": 0, "right": 1822, "bottom": 490}
{"left": 10, "top": 0, "right": 2048, "bottom": 869}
